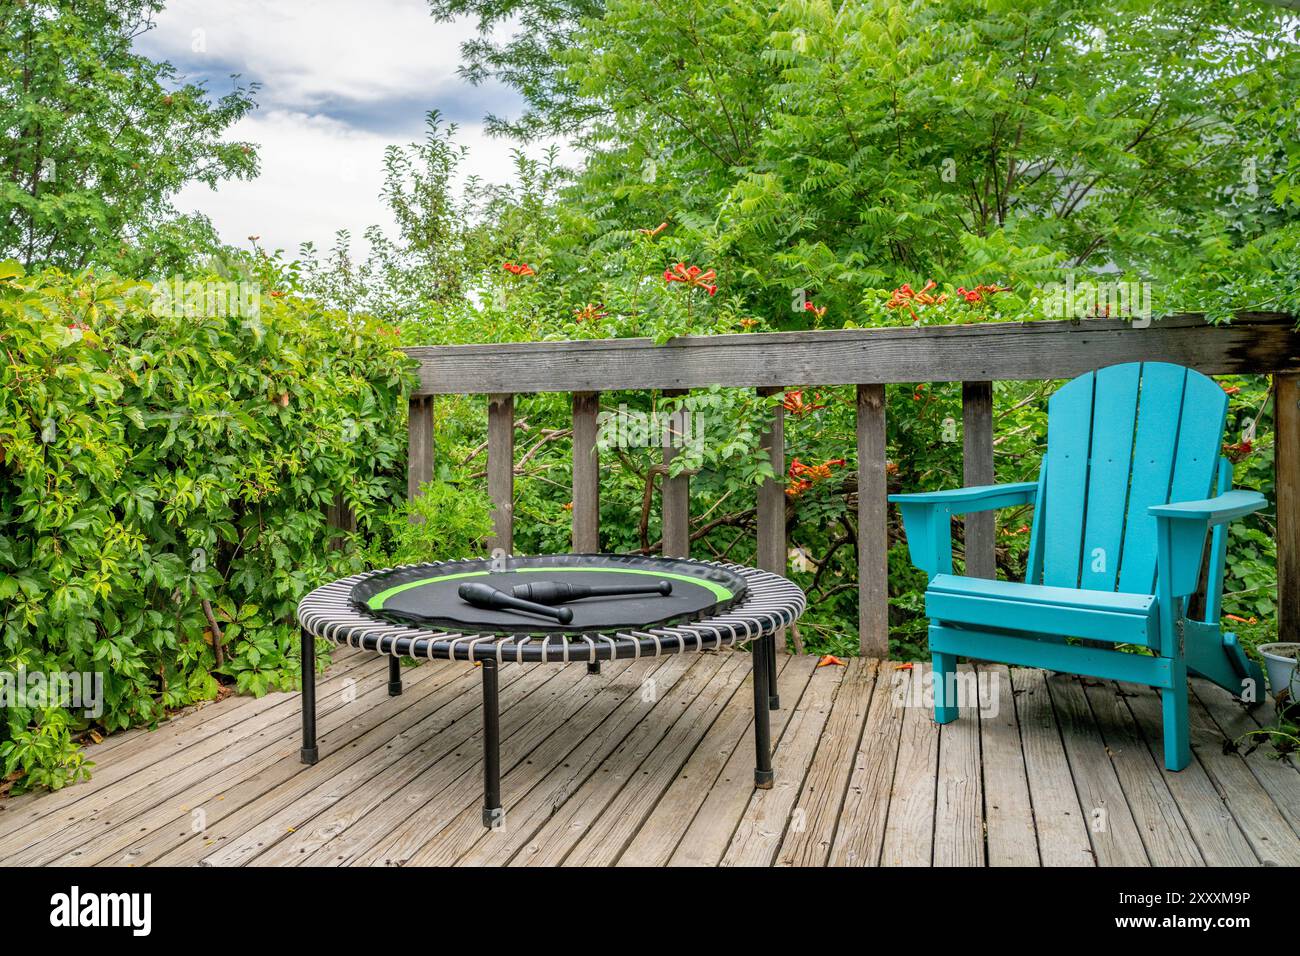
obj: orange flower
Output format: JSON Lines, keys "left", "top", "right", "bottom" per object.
{"left": 739, "top": 317, "right": 760, "bottom": 330}
{"left": 955, "top": 283, "right": 1010, "bottom": 305}
{"left": 782, "top": 390, "right": 825, "bottom": 415}
{"left": 638, "top": 222, "right": 668, "bottom": 237}
{"left": 573, "top": 303, "right": 608, "bottom": 323}
{"left": 886, "top": 280, "right": 947, "bottom": 321}
{"left": 663, "top": 262, "right": 717, "bottom": 295}
{"left": 786, "top": 457, "right": 846, "bottom": 496}
{"left": 1224, "top": 613, "right": 1258, "bottom": 625}
{"left": 503, "top": 262, "right": 536, "bottom": 276}
{"left": 803, "top": 301, "right": 827, "bottom": 319}
{"left": 817, "top": 655, "right": 846, "bottom": 668}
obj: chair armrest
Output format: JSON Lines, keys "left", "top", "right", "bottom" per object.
{"left": 1148, "top": 490, "right": 1266, "bottom": 526}
{"left": 1150, "top": 490, "right": 1266, "bottom": 604}
{"left": 889, "top": 482, "right": 1038, "bottom": 578}
{"left": 888, "top": 482, "right": 1038, "bottom": 515}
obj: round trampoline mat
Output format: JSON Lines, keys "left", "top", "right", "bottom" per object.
{"left": 349, "top": 553, "right": 748, "bottom": 635}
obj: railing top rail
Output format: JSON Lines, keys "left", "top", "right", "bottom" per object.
{"left": 402, "top": 312, "right": 1299, "bottom": 395}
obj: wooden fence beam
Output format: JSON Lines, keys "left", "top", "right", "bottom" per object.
{"left": 962, "top": 381, "right": 996, "bottom": 579}
{"left": 404, "top": 313, "right": 1300, "bottom": 395}
{"left": 857, "top": 384, "right": 889, "bottom": 658}
{"left": 572, "top": 391, "right": 601, "bottom": 553}
{"left": 487, "top": 393, "right": 515, "bottom": 554}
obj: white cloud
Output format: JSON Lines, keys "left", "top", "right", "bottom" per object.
{"left": 137, "top": 0, "right": 575, "bottom": 255}
{"left": 138, "top": 0, "right": 487, "bottom": 113}
{"left": 175, "top": 108, "right": 566, "bottom": 256}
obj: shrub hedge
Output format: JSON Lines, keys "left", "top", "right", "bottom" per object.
{"left": 0, "top": 264, "right": 414, "bottom": 790}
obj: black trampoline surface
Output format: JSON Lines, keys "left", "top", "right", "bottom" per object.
{"left": 349, "top": 553, "right": 747, "bottom": 635}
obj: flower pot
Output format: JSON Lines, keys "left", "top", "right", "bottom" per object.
{"left": 1259, "top": 643, "right": 1300, "bottom": 703}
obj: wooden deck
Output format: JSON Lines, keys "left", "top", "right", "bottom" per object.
{"left": 1, "top": 647, "right": 1297, "bottom": 867}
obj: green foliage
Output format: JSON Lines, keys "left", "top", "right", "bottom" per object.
{"left": 0, "top": 263, "right": 414, "bottom": 790}
{"left": 0, "top": 0, "right": 258, "bottom": 272}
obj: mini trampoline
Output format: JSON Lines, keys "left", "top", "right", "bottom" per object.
{"left": 296, "top": 553, "right": 806, "bottom": 827}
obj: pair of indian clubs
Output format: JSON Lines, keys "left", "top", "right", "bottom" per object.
{"left": 457, "top": 579, "right": 673, "bottom": 624}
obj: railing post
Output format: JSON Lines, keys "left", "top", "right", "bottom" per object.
{"left": 962, "top": 381, "right": 996, "bottom": 579}
{"left": 1277, "top": 373, "right": 1299, "bottom": 643}
{"left": 572, "top": 392, "right": 601, "bottom": 553}
{"left": 487, "top": 393, "right": 515, "bottom": 554}
{"left": 662, "top": 390, "right": 690, "bottom": 557}
{"left": 407, "top": 395, "right": 434, "bottom": 523}
{"left": 757, "top": 387, "right": 786, "bottom": 669}
{"left": 756, "top": 387, "right": 786, "bottom": 577}
{"left": 857, "top": 385, "right": 889, "bottom": 658}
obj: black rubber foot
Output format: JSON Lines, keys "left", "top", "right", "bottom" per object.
{"left": 754, "top": 768, "right": 775, "bottom": 789}
{"left": 300, "top": 747, "right": 319, "bottom": 765}
{"left": 768, "top": 694, "right": 780, "bottom": 710}
{"left": 388, "top": 682, "right": 403, "bottom": 697}
{"left": 483, "top": 807, "right": 503, "bottom": 828}
{"left": 587, "top": 662, "right": 601, "bottom": 674}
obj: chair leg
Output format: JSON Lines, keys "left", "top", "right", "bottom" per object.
{"left": 1161, "top": 660, "right": 1191, "bottom": 771}
{"left": 933, "top": 652, "right": 958, "bottom": 724}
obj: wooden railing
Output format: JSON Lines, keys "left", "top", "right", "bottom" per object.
{"left": 402, "top": 312, "right": 1300, "bottom": 656}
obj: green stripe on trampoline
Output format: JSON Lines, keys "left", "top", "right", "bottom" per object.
{"left": 366, "top": 565, "right": 736, "bottom": 609}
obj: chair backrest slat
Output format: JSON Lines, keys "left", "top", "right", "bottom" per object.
{"left": 1079, "top": 364, "right": 1142, "bottom": 591}
{"left": 1041, "top": 371, "right": 1096, "bottom": 588}
{"left": 1033, "top": 361, "right": 1228, "bottom": 596}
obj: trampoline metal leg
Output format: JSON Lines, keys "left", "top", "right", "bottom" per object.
{"left": 587, "top": 661, "right": 601, "bottom": 675}
{"left": 300, "top": 628, "right": 318, "bottom": 765}
{"left": 388, "top": 655, "right": 403, "bottom": 696}
{"left": 766, "top": 632, "right": 780, "bottom": 710}
{"left": 481, "top": 658, "right": 503, "bottom": 828}
{"left": 752, "top": 637, "right": 774, "bottom": 789}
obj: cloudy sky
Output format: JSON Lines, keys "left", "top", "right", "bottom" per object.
{"left": 135, "top": 0, "right": 567, "bottom": 255}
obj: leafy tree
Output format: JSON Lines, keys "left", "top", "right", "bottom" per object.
{"left": 433, "top": 0, "right": 1299, "bottom": 322}
{"left": 0, "top": 0, "right": 258, "bottom": 271}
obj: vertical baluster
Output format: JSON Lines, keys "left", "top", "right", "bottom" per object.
{"left": 757, "top": 387, "right": 786, "bottom": 702}
{"left": 962, "top": 381, "right": 996, "bottom": 579}
{"left": 572, "top": 391, "right": 601, "bottom": 553}
{"left": 407, "top": 395, "right": 434, "bottom": 523}
{"left": 661, "top": 389, "right": 690, "bottom": 557}
{"left": 757, "top": 386, "right": 787, "bottom": 576}
{"left": 487, "top": 393, "right": 515, "bottom": 554}
{"left": 1277, "top": 373, "right": 1299, "bottom": 643}
{"left": 857, "top": 384, "right": 889, "bottom": 657}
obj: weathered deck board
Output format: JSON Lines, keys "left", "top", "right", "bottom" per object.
{"left": 976, "top": 664, "right": 1039, "bottom": 866}
{"left": 1045, "top": 674, "right": 1150, "bottom": 866}
{"left": 2, "top": 648, "right": 1297, "bottom": 868}
{"left": 933, "top": 665, "right": 985, "bottom": 867}
{"left": 827, "top": 658, "right": 906, "bottom": 866}
{"left": 880, "top": 664, "right": 941, "bottom": 866}
{"left": 1080, "top": 679, "right": 1205, "bottom": 867}
{"left": 1012, "top": 667, "right": 1096, "bottom": 866}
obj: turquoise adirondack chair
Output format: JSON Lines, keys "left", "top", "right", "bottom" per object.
{"left": 890, "top": 362, "right": 1267, "bottom": 771}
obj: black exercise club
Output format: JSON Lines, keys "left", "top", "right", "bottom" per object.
{"left": 458, "top": 582, "right": 573, "bottom": 624}
{"left": 510, "top": 579, "right": 672, "bottom": 605}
